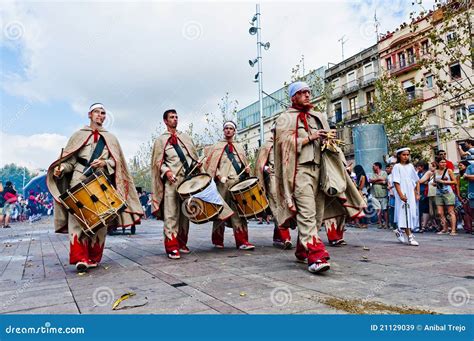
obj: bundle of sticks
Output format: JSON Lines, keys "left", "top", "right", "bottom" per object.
{"left": 321, "top": 130, "right": 346, "bottom": 152}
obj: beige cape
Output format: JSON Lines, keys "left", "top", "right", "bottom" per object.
{"left": 47, "top": 126, "right": 144, "bottom": 233}
{"left": 204, "top": 140, "right": 249, "bottom": 178}
{"left": 273, "top": 108, "right": 366, "bottom": 227}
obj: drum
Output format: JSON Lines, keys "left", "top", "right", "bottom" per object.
{"left": 59, "top": 171, "right": 126, "bottom": 236}
{"left": 229, "top": 177, "right": 269, "bottom": 218}
{"left": 177, "top": 173, "right": 223, "bottom": 224}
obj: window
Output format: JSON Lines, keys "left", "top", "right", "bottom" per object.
{"left": 366, "top": 90, "right": 375, "bottom": 108}
{"left": 425, "top": 74, "right": 433, "bottom": 88}
{"left": 332, "top": 78, "right": 340, "bottom": 92}
{"left": 398, "top": 52, "right": 406, "bottom": 67}
{"left": 334, "top": 102, "right": 342, "bottom": 123}
{"left": 349, "top": 96, "right": 358, "bottom": 116}
{"left": 454, "top": 105, "right": 468, "bottom": 123}
{"left": 450, "top": 62, "right": 461, "bottom": 79}
{"left": 447, "top": 32, "right": 458, "bottom": 42}
{"left": 407, "top": 47, "right": 415, "bottom": 64}
{"left": 386, "top": 57, "right": 392, "bottom": 70}
{"left": 402, "top": 79, "right": 416, "bottom": 100}
{"left": 347, "top": 71, "right": 356, "bottom": 83}
{"left": 364, "top": 63, "right": 374, "bottom": 81}
{"left": 421, "top": 40, "right": 429, "bottom": 55}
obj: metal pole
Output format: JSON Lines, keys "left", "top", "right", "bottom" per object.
{"left": 256, "top": 3, "right": 264, "bottom": 146}
{"left": 436, "top": 128, "right": 440, "bottom": 150}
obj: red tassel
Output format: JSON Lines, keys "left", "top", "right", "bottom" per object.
{"left": 298, "top": 112, "right": 309, "bottom": 132}
{"left": 227, "top": 143, "right": 234, "bottom": 153}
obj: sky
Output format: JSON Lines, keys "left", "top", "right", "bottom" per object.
{"left": 0, "top": 0, "right": 435, "bottom": 170}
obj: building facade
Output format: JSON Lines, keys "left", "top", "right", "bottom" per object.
{"left": 378, "top": 5, "right": 473, "bottom": 161}
{"left": 325, "top": 44, "right": 380, "bottom": 163}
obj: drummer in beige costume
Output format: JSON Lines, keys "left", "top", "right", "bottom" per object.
{"left": 48, "top": 103, "right": 143, "bottom": 272}
{"left": 205, "top": 121, "right": 255, "bottom": 250}
{"left": 151, "top": 109, "right": 201, "bottom": 259}
{"left": 255, "top": 132, "right": 292, "bottom": 249}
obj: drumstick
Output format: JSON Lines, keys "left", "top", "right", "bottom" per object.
{"left": 55, "top": 148, "right": 64, "bottom": 173}
{"left": 237, "top": 165, "right": 249, "bottom": 178}
{"left": 188, "top": 155, "right": 207, "bottom": 175}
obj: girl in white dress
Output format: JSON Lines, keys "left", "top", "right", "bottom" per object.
{"left": 392, "top": 147, "right": 420, "bottom": 246}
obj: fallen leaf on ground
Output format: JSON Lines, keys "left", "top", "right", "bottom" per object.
{"left": 239, "top": 292, "right": 246, "bottom": 297}
{"left": 112, "top": 292, "right": 136, "bottom": 310}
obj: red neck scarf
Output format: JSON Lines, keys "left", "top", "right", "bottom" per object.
{"left": 92, "top": 130, "right": 100, "bottom": 143}
{"left": 298, "top": 112, "right": 309, "bottom": 132}
{"left": 169, "top": 134, "right": 178, "bottom": 146}
{"left": 227, "top": 142, "right": 234, "bottom": 153}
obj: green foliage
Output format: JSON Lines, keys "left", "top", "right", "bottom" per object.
{"left": 0, "top": 164, "right": 37, "bottom": 192}
{"left": 368, "top": 74, "right": 427, "bottom": 154}
{"left": 410, "top": 0, "right": 473, "bottom": 130}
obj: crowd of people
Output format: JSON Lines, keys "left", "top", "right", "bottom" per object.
{"left": 0, "top": 181, "right": 54, "bottom": 228}
{"left": 347, "top": 144, "right": 474, "bottom": 243}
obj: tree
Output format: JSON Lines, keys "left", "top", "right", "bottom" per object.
{"left": 0, "top": 164, "right": 37, "bottom": 192}
{"left": 410, "top": 0, "right": 473, "bottom": 133}
{"left": 367, "top": 74, "right": 431, "bottom": 154}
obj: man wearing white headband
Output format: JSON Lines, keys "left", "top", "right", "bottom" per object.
{"left": 273, "top": 81, "right": 366, "bottom": 274}
{"left": 204, "top": 121, "right": 254, "bottom": 250}
{"left": 48, "top": 103, "right": 143, "bottom": 272}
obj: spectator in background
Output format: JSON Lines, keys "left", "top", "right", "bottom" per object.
{"left": 418, "top": 161, "right": 440, "bottom": 232}
{"left": 354, "top": 165, "right": 369, "bottom": 228}
{"left": 0, "top": 182, "right": 5, "bottom": 227}
{"left": 369, "top": 162, "right": 389, "bottom": 229}
{"left": 458, "top": 139, "right": 474, "bottom": 161}
{"left": 386, "top": 164, "right": 396, "bottom": 229}
{"left": 392, "top": 148, "right": 420, "bottom": 246}
{"left": 416, "top": 161, "right": 430, "bottom": 232}
{"left": 3, "top": 181, "right": 18, "bottom": 228}
{"left": 464, "top": 162, "right": 474, "bottom": 233}
{"left": 434, "top": 158, "right": 457, "bottom": 235}
{"left": 457, "top": 160, "right": 472, "bottom": 233}
{"left": 436, "top": 150, "right": 455, "bottom": 171}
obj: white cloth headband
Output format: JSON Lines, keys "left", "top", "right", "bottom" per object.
{"left": 396, "top": 147, "right": 410, "bottom": 154}
{"left": 89, "top": 103, "right": 105, "bottom": 112}
{"left": 223, "top": 121, "right": 237, "bottom": 130}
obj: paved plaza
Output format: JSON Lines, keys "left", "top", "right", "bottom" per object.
{"left": 0, "top": 217, "right": 472, "bottom": 314}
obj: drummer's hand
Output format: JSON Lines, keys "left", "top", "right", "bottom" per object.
{"left": 196, "top": 162, "right": 203, "bottom": 170}
{"left": 53, "top": 165, "right": 64, "bottom": 178}
{"left": 91, "top": 159, "right": 106, "bottom": 168}
{"left": 166, "top": 171, "right": 177, "bottom": 183}
{"left": 245, "top": 165, "right": 251, "bottom": 173}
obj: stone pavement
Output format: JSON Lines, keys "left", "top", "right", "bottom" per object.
{"left": 0, "top": 217, "right": 472, "bottom": 314}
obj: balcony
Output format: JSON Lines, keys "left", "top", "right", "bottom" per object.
{"left": 330, "top": 72, "right": 379, "bottom": 99}
{"left": 389, "top": 57, "right": 419, "bottom": 75}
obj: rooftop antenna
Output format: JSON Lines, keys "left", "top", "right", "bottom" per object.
{"left": 338, "top": 35, "right": 347, "bottom": 61}
{"left": 374, "top": 10, "right": 380, "bottom": 42}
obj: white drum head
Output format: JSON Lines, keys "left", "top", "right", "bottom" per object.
{"left": 230, "top": 177, "right": 258, "bottom": 192}
{"left": 177, "top": 174, "right": 211, "bottom": 195}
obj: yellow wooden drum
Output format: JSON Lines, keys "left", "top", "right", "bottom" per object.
{"left": 229, "top": 177, "right": 269, "bottom": 218}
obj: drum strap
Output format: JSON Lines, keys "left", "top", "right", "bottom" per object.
{"left": 83, "top": 136, "right": 106, "bottom": 177}
{"left": 172, "top": 143, "right": 191, "bottom": 176}
{"left": 225, "top": 144, "right": 245, "bottom": 180}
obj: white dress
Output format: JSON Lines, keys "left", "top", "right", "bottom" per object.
{"left": 392, "top": 163, "right": 419, "bottom": 229}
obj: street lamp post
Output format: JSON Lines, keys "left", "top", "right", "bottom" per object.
{"left": 248, "top": 4, "right": 270, "bottom": 147}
